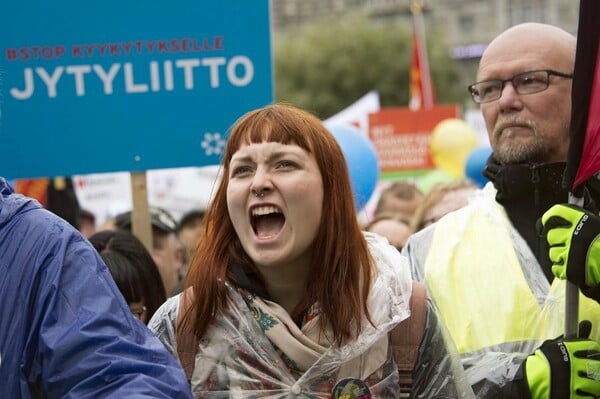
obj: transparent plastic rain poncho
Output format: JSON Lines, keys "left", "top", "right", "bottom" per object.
{"left": 403, "top": 183, "right": 600, "bottom": 397}
{"left": 149, "top": 233, "right": 474, "bottom": 398}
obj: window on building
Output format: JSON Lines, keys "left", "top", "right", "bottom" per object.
{"left": 459, "top": 14, "right": 475, "bottom": 32}
{"left": 507, "top": 0, "right": 549, "bottom": 25}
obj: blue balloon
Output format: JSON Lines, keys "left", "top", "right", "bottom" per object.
{"left": 327, "top": 124, "right": 380, "bottom": 211}
{"left": 465, "top": 146, "right": 493, "bottom": 188}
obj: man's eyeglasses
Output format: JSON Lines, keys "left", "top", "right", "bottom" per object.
{"left": 468, "top": 69, "right": 573, "bottom": 104}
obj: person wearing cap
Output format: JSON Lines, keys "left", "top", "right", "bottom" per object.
{"left": 115, "top": 207, "right": 185, "bottom": 296}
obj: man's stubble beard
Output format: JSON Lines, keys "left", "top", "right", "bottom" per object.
{"left": 492, "top": 118, "right": 548, "bottom": 164}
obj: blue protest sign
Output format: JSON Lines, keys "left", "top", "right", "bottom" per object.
{"left": 0, "top": 1, "right": 273, "bottom": 179}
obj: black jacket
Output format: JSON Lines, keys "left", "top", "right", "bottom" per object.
{"left": 483, "top": 156, "right": 599, "bottom": 284}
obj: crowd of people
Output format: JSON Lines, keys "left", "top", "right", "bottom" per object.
{"left": 1, "top": 21, "right": 599, "bottom": 399}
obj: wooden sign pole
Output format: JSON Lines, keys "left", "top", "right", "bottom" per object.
{"left": 130, "top": 171, "right": 153, "bottom": 253}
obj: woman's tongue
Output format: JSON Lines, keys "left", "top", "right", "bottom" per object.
{"left": 255, "top": 214, "right": 284, "bottom": 238}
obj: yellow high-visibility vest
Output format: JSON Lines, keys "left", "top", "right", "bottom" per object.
{"left": 424, "top": 198, "right": 600, "bottom": 354}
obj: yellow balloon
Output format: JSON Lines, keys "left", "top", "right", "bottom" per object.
{"left": 430, "top": 118, "right": 478, "bottom": 178}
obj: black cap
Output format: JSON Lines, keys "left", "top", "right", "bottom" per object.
{"left": 115, "top": 207, "right": 177, "bottom": 233}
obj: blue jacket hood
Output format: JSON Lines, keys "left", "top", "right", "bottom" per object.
{"left": 0, "top": 178, "right": 30, "bottom": 226}
{"left": 0, "top": 176, "right": 192, "bottom": 399}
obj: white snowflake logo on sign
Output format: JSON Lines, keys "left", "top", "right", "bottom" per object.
{"left": 201, "top": 132, "right": 226, "bottom": 156}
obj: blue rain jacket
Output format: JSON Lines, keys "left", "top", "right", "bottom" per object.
{"left": 0, "top": 178, "right": 193, "bottom": 399}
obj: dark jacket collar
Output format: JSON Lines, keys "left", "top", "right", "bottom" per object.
{"left": 483, "top": 156, "right": 568, "bottom": 209}
{"left": 483, "top": 156, "right": 570, "bottom": 282}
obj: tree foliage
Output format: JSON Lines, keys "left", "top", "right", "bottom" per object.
{"left": 274, "top": 12, "right": 464, "bottom": 119}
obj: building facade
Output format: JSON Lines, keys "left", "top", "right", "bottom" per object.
{"left": 272, "top": 0, "right": 579, "bottom": 40}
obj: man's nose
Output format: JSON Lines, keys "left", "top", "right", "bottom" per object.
{"left": 497, "top": 81, "right": 523, "bottom": 110}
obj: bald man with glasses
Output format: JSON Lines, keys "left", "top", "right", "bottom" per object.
{"left": 402, "top": 23, "right": 600, "bottom": 398}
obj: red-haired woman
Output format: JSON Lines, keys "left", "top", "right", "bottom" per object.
{"left": 149, "top": 103, "right": 472, "bottom": 398}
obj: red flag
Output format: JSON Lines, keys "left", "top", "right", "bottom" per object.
{"left": 409, "top": 13, "right": 435, "bottom": 111}
{"left": 564, "top": 0, "right": 600, "bottom": 191}
{"left": 573, "top": 54, "right": 600, "bottom": 188}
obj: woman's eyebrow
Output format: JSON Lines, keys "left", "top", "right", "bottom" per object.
{"left": 232, "top": 149, "right": 300, "bottom": 164}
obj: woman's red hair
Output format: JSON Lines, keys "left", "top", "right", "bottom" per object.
{"left": 180, "top": 103, "right": 373, "bottom": 345}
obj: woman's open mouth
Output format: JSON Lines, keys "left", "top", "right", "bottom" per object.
{"left": 251, "top": 205, "right": 285, "bottom": 239}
